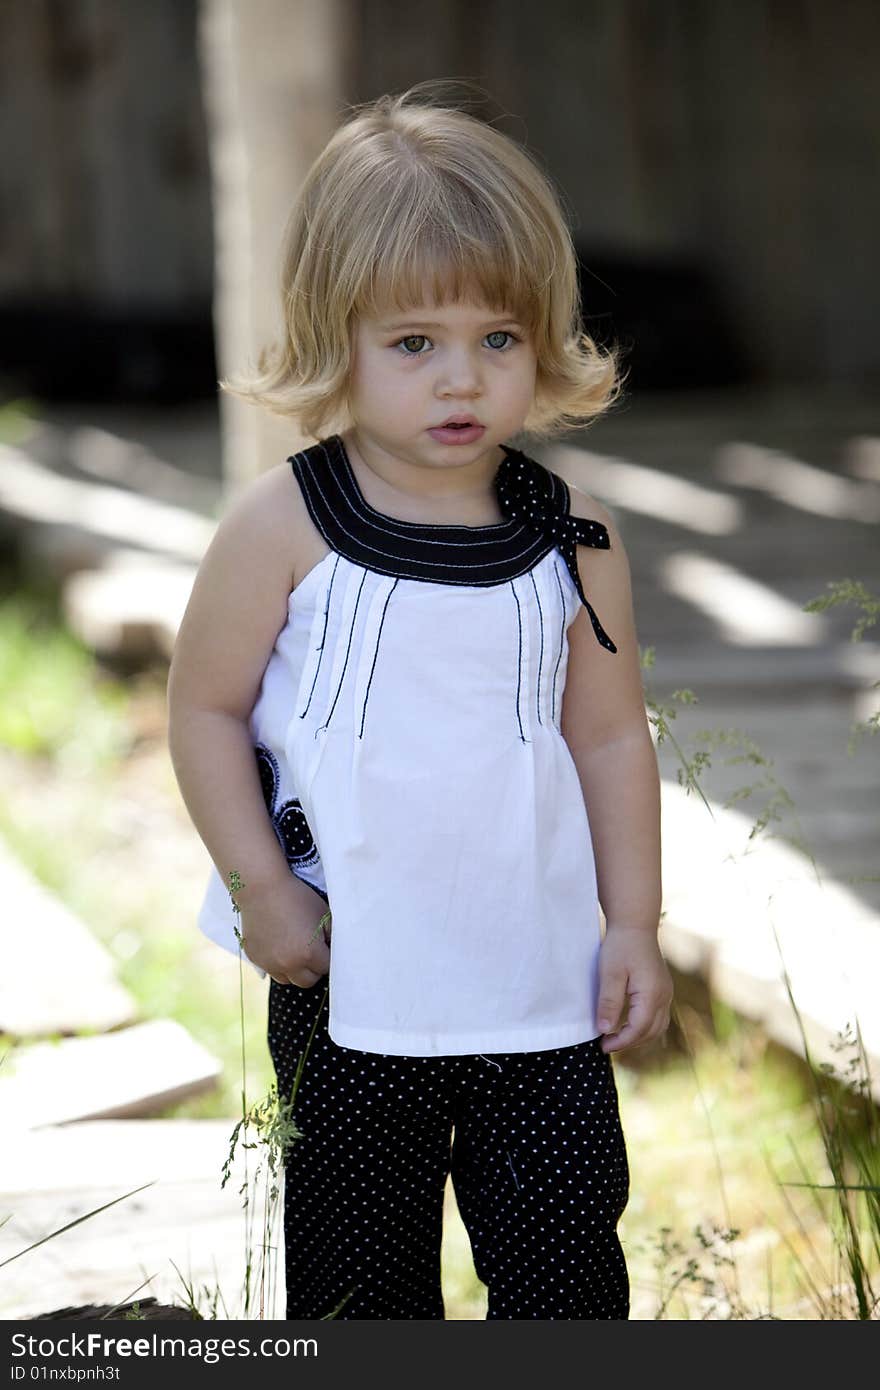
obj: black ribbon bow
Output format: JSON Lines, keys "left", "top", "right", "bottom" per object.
{"left": 495, "top": 453, "right": 618, "bottom": 653}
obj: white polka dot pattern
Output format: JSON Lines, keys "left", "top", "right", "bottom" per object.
{"left": 268, "top": 977, "right": 630, "bottom": 1320}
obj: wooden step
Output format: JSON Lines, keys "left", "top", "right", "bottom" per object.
{"left": 0, "top": 833, "right": 137, "bottom": 1038}
{"left": 0, "top": 1117, "right": 243, "bottom": 1193}
{"left": 62, "top": 552, "right": 197, "bottom": 662}
{"left": 0, "top": 442, "right": 214, "bottom": 564}
{"left": 0, "top": 1019, "right": 223, "bottom": 1129}
{"left": 0, "top": 1119, "right": 259, "bottom": 1320}
{"left": 658, "top": 779, "right": 880, "bottom": 1100}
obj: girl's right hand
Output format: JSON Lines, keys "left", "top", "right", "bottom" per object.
{"left": 236, "top": 874, "right": 331, "bottom": 987}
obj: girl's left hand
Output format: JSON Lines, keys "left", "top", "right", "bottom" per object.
{"left": 595, "top": 924, "right": 673, "bottom": 1054}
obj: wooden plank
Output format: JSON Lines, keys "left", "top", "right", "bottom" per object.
{"left": 658, "top": 779, "right": 880, "bottom": 1101}
{"left": 0, "top": 1119, "right": 275, "bottom": 1319}
{"left": 0, "top": 1173, "right": 259, "bottom": 1320}
{"left": 0, "top": 1020, "right": 222, "bottom": 1129}
{"left": 0, "top": 444, "right": 215, "bottom": 561}
{"left": 0, "top": 443, "right": 205, "bottom": 660}
{"left": 0, "top": 833, "right": 137, "bottom": 1038}
{"left": 63, "top": 555, "right": 196, "bottom": 662}
{"left": 0, "top": 1118, "right": 242, "bottom": 1194}
{"left": 0, "top": 1119, "right": 476, "bottom": 1321}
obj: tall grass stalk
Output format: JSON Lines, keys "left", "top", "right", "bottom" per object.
{"left": 773, "top": 955, "right": 879, "bottom": 1318}
{"left": 0, "top": 1184, "right": 157, "bottom": 1271}
{"left": 218, "top": 872, "right": 346, "bottom": 1318}
{"left": 634, "top": 579, "right": 879, "bottom": 1318}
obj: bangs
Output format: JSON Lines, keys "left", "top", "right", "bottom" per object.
{"left": 353, "top": 203, "right": 549, "bottom": 334}
{"left": 363, "top": 245, "right": 538, "bottom": 327}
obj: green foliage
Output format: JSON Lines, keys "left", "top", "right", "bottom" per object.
{"left": 0, "top": 598, "right": 130, "bottom": 762}
{"left": 773, "top": 1012, "right": 880, "bottom": 1318}
{"left": 643, "top": 664, "right": 803, "bottom": 849}
{"left": 645, "top": 1222, "right": 752, "bottom": 1320}
{"left": 0, "top": 398, "right": 39, "bottom": 446}
{"left": 803, "top": 579, "right": 880, "bottom": 754}
{"left": 803, "top": 577, "right": 879, "bottom": 643}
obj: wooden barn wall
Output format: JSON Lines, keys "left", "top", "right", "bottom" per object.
{"left": 0, "top": 0, "right": 213, "bottom": 309}
{"left": 1, "top": 0, "right": 877, "bottom": 385}
{"left": 345, "top": 0, "right": 880, "bottom": 385}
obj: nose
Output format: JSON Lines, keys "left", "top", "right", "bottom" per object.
{"left": 436, "top": 345, "right": 483, "bottom": 398}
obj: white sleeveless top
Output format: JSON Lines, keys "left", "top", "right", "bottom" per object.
{"left": 197, "top": 435, "right": 619, "bottom": 1057}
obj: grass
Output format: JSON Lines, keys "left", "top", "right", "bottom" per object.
{"left": 1, "top": 569, "right": 878, "bottom": 1319}
{"left": 619, "top": 998, "right": 879, "bottom": 1318}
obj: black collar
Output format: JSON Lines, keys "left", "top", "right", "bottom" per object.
{"left": 288, "top": 435, "right": 617, "bottom": 651}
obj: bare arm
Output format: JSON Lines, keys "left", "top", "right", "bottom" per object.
{"left": 560, "top": 485, "right": 672, "bottom": 1052}
{"left": 166, "top": 464, "right": 330, "bottom": 985}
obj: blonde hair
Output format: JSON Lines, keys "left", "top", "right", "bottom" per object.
{"left": 222, "top": 81, "right": 626, "bottom": 441}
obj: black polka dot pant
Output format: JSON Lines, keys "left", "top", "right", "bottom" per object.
{"left": 267, "top": 975, "right": 630, "bottom": 1320}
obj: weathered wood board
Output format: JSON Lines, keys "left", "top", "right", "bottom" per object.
{"left": 0, "top": 1019, "right": 222, "bottom": 1129}
{"left": 0, "top": 832, "right": 137, "bottom": 1038}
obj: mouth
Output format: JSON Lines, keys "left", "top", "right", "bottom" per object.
{"left": 435, "top": 415, "right": 481, "bottom": 430}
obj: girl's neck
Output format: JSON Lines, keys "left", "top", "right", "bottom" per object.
{"left": 340, "top": 430, "right": 508, "bottom": 527}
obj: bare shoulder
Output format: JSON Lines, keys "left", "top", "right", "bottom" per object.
{"left": 565, "top": 478, "right": 631, "bottom": 581}
{"left": 558, "top": 477, "right": 649, "bottom": 754}
{"left": 221, "top": 460, "right": 328, "bottom": 591}
{"left": 167, "top": 461, "right": 325, "bottom": 720}
{"left": 565, "top": 479, "right": 618, "bottom": 540}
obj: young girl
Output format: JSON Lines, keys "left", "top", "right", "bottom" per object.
{"left": 167, "top": 84, "right": 672, "bottom": 1321}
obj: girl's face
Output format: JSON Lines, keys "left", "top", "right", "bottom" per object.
{"left": 347, "top": 297, "right": 538, "bottom": 470}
